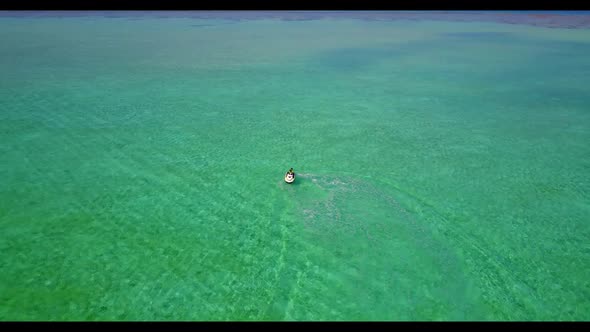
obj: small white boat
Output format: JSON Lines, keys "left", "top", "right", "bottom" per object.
{"left": 285, "top": 172, "right": 295, "bottom": 184}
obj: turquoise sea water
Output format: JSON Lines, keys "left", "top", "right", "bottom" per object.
{"left": 1, "top": 13, "right": 589, "bottom": 321}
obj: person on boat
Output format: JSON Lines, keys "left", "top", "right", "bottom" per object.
{"left": 286, "top": 168, "right": 295, "bottom": 177}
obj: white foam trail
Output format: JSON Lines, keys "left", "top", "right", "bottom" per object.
{"left": 292, "top": 173, "right": 424, "bottom": 242}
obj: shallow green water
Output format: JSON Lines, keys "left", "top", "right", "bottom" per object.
{"left": 1, "top": 14, "right": 589, "bottom": 321}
